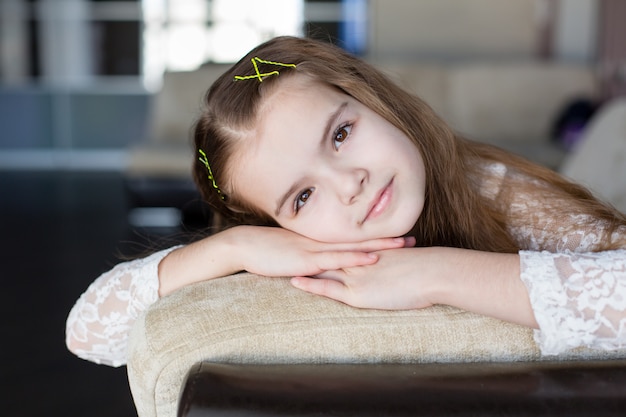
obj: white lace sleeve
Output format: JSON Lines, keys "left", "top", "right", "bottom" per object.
{"left": 520, "top": 249, "right": 626, "bottom": 355}
{"left": 65, "top": 246, "right": 180, "bottom": 367}
{"left": 478, "top": 162, "right": 626, "bottom": 355}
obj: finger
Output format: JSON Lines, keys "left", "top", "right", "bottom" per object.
{"left": 313, "top": 270, "right": 345, "bottom": 280}
{"left": 324, "top": 237, "right": 410, "bottom": 252}
{"left": 290, "top": 277, "right": 349, "bottom": 303}
{"left": 313, "top": 251, "right": 378, "bottom": 271}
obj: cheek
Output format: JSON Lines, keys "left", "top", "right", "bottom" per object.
{"left": 282, "top": 213, "right": 347, "bottom": 242}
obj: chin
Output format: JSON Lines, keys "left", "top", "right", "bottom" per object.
{"left": 391, "top": 225, "right": 415, "bottom": 239}
{"left": 370, "top": 223, "right": 414, "bottom": 241}
{"left": 391, "top": 212, "right": 421, "bottom": 238}
{"left": 402, "top": 214, "right": 420, "bottom": 232}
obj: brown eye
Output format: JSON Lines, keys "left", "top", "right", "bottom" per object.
{"left": 295, "top": 188, "right": 314, "bottom": 213}
{"left": 333, "top": 124, "right": 352, "bottom": 150}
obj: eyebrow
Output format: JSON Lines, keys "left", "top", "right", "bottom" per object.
{"left": 274, "top": 102, "right": 348, "bottom": 217}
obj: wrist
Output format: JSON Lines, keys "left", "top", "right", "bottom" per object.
{"left": 424, "top": 247, "right": 511, "bottom": 305}
{"left": 426, "top": 248, "right": 535, "bottom": 327}
{"left": 157, "top": 227, "right": 245, "bottom": 296}
{"left": 421, "top": 247, "right": 464, "bottom": 306}
{"left": 221, "top": 225, "right": 256, "bottom": 272}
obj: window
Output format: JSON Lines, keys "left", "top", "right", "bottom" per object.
{"left": 142, "top": 0, "right": 304, "bottom": 88}
{"left": 1, "top": 0, "right": 367, "bottom": 89}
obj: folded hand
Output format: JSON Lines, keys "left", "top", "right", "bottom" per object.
{"left": 235, "top": 226, "right": 415, "bottom": 278}
{"left": 290, "top": 246, "right": 440, "bottom": 310}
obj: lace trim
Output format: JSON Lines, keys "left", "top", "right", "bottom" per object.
{"left": 65, "top": 246, "right": 179, "bottom": 367}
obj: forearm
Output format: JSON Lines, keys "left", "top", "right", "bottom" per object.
{"left": 430, "top": 248, "right": 538, "bottom": 329}
{"left": 158, "top": 227, "right": 243, "bottom": 296}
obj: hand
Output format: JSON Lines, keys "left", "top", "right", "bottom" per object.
{"left": 290, "top": 247, "right": 437, "bottom": 310}
{"left": 159, "top": 225, "right": 413, "bottom": 297}
{"left": 232, "top": 226, "right": 416, "bottom": 278}
{"left": 290, "top": 247, "right": 536, "bottom": 329}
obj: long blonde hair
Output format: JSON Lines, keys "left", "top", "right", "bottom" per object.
{"left": 193, "top": 36, "right": 626, "bottom": 252}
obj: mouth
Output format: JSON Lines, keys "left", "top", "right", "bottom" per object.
{"left": 362, "top": 178, "right": 394, "bottom": 224}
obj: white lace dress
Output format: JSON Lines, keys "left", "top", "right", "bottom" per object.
{"left": 65, "top": 163, "right": 626, "bottom": 367}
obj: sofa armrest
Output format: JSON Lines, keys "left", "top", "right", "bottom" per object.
{"left": 127, "top": 273, "right": 626, "bottom": 417}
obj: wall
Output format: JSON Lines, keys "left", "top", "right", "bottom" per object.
{"left": 367, "top": 0, "right": 599, "bottom": 64}
{"left": 368, "top": 0, "right": 538, "bottom": 62}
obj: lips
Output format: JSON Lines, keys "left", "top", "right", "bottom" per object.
{"left": 363, "top": 178, "right": 393, "bottom": 223}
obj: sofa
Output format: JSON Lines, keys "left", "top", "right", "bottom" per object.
{"left": 126, "top": 273, "right": 626, "bottom": 417}
{"left": 559, "top": 97, "right": 626, "bottom": 214}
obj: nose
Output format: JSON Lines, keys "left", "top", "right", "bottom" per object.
{"left": 330, "top": 167, "right": 367, "bottom": 205}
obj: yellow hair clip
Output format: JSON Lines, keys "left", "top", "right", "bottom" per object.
{"left": 234, "top": 57, "right": 296, "bottom": 82}
{"left": 198, "top": 149, "right": 225, "bottom": 200}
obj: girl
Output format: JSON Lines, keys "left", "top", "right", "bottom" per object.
{"left": 66, "top": 36, "right": 626, "bottom": 367}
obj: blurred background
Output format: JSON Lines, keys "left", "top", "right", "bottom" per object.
{"left": 1, "top": 1, "right": 625, "bottom": 416}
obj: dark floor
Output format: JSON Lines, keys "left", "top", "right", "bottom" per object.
{"left": 0, "top": 170, "right": 209, "bottom": 417}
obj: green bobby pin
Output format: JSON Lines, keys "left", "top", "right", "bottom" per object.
{"left": 198, "top": 149, "right": 225, "bottom": 200}
{"left": 234, "top": 57, "right": 296, "bottom": 82}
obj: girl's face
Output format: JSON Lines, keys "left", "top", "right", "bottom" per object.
{"left": 233, "top": 74, "right": 426, "bottom": 243}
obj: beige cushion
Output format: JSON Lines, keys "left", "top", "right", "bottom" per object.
{"left": 126, "top": 145, "right": 193, "bottom": 178}
{"left": 376, "top": 62, "right": 597, "bottom": 144}
{"left": 126, "top": 65, "right": 230, "bottom": 180}
{"left": 148, "top": 65, "right": 231, "bottom": 145}
{"left": 444, "top": 63, "right": 597, "bottom": 142}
